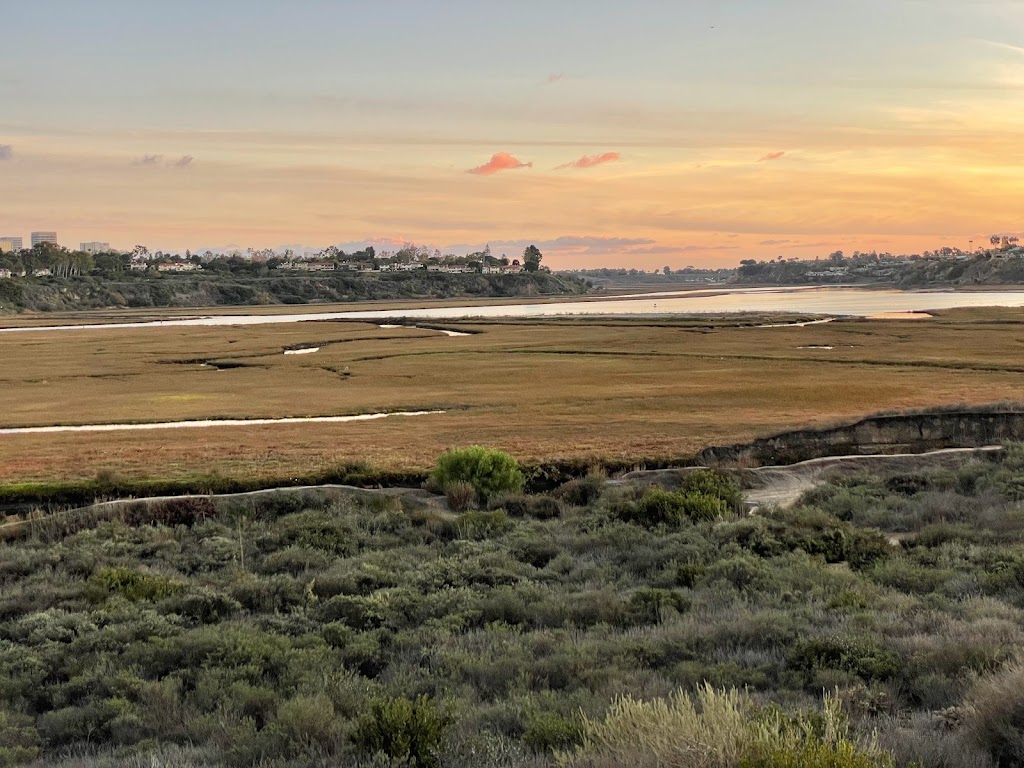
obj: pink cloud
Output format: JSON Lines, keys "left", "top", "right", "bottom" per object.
{"left": 466, "top": 152, "right": 532, "bottom": 176}
{"left": 557, "top": 151, "right": 621, "bottom": 170}
{"left": 758, "top": 151, "right": 786, "bottom": 162}
{"left": 545, "top": 73, "right": 564, "bottom": 84}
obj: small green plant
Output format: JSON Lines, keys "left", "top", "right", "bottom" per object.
{"left": 93, "top": 567, "right": 184, "bottom": 602}
{"left": 430, "top": 446, "right": 525, "bottom": 504}
{"left": 353, "top": 694, "right": 450, "bottom": 768}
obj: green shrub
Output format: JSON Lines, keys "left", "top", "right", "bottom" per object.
{"left": 491, "top": 493, "right": 563, "bottom": 520}
{"left": 264, "top": 694, "right": 344, "bottom": 760}
{"left": 557, "top": 474, "right": 605, "bottom": 507}
{"left": 626, "top": 588, "right": 690, "bottom": 625}
{"left": 788, "top": 637, "right": 901, "bottom": 684}
{"left": 740, "top": 741, "right": 892, "bottom": 768}
{"left": 681, "top": 469, "right": 744, "bottom": 511}
{"left": 430, "top": 446, "right": 525, "bottom": 503}
{"left": 353, "top": 694, "right": 450, "bottom": 768}
{"left": 160, "top": 589, "right": 241, "bottom": 624}
{"left": 0, "top": 710, "right": 40, "bottom": 766}
{"left": 523, "top": 710, "right": 583, "bottom": 753}
{"left": 457, "top": 510, "right": 513, "bottom": 540}
{"left": 93, "top": 567, "right": 184, "bottom": 602}
{"left": 620, "top": 488, "right": 727, "bottom": 528}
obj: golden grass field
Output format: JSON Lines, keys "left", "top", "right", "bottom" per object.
{"left": 2, "top": 305, "right": 1024, "bottom": 484}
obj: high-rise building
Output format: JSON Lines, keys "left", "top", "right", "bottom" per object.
{"left": 80, "top": 241, "right": 111, "bottom": 254}
{"left": 0, "top": 237, "right": 23, "bottom": 253}
{"left": 31, "top": 231, "right": 58, "bottom": 247}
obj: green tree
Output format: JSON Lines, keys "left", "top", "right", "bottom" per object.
{"left": 523, "top": 245, "right": 543, "bottom": 273}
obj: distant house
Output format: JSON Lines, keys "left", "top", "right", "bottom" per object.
{"left": 33, "top": 268, "right": 52, "bottom": 277}
{"left": 291, "top": 262, "right": 335, "bottom": 272}
{"left": 0, "top": 268, "right": 12, "bottom": 279}
{"left": 156, "top": 262, "right": 199, "bottom": 272}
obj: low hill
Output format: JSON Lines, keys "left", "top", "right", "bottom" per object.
{"left": 0, "top": 271, "right": 589, "bottom": 313}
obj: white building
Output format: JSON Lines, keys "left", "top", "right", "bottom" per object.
{"left": 0, "top": 268, "right": 12, "bottom": 278}
{"left": 31, "top": 231, "right": 58, "bottom": 247}
{"left": 0, "top": 237, "right": 23, "bottom": 253}
{"left": 80, "top": 241, "right": 111, "bottom": 254}
{"left": 156, "top": 262, "right": 199, "bottom": 272}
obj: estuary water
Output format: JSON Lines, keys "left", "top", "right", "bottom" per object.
{"left": 2, "top": 287, "right": 1024, "bottom": 334}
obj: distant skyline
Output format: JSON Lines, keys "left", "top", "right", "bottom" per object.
{"left": 2, "top": 1, "right": 1023, "bottom": 268}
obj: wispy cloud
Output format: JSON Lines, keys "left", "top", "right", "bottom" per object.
{"left": 557, "top": 151, "right": 621, "bottom": 170}
{"left": 980, "top": 39, "right": 1024, "bottom": 57}
{"left": 174, "top": 155, "right": 194, "bottom": 168}
{"left": 466, "top": 152, "right": 532, "bottom": 175}
{"left": 134, "top": 154, "right": 163, "bottom": 165}
{"left": 0, "top": 144, "right": 12, "bottom": 160}
{"left": 544, "top": 73, "right": 564, "bottom": 84}
{"left": 758, "top": 151, "right": 786, "bottom": 162}
{"left": 759, "top": 239, "right": 793, "bottom": 246}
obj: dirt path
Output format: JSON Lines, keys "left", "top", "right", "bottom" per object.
{"left": 741, "top": 446, "right": 1005, "bottom": 509}
{"left": 1, "top": 446, "right": 1007, "bottom": 541}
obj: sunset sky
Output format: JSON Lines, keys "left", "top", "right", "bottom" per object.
{"left": 2, "top": 0, "right": 1023, "bottom": 268}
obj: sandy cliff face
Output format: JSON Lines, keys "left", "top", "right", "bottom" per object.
{"left": 697, "top": 410, "right": 1024, "bottom": 467}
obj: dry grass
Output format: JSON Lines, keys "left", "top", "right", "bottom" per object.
{"left": 2, "top": 307, "right": 1024, "bottom": 484}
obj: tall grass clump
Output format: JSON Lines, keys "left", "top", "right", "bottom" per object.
{"left": 558, "top": 685, "right": 893, "bottom": 768}
{"left": 430, "top": 446, "right": 525, "bottom": 504}
{"left": 963, "top": 660, "right": 1024, "bottom": 767}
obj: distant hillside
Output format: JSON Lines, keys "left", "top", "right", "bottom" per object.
{"left": 732, "top": 252, "right": 1024, "bottom": 288}
{"left": 0, "top": 271, "right": 589, "bottom": 313}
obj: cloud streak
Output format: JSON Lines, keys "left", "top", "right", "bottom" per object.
{"left": 557, "top": 151, "right": 621, "bottom": 170}
{"left": 0, "top": 145, "right": 12, "bottom": 160}
{"left": 758, "top": 151, "right": 786, "bottom": 162}
{"left": 174, "top": 155, "right": 194, "bottom": 168}
{"left": 466, "top": 152, "right": 532, "bottom": 175}
{"left": 135, "top": 154, "right": 162, "bottom": 165}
